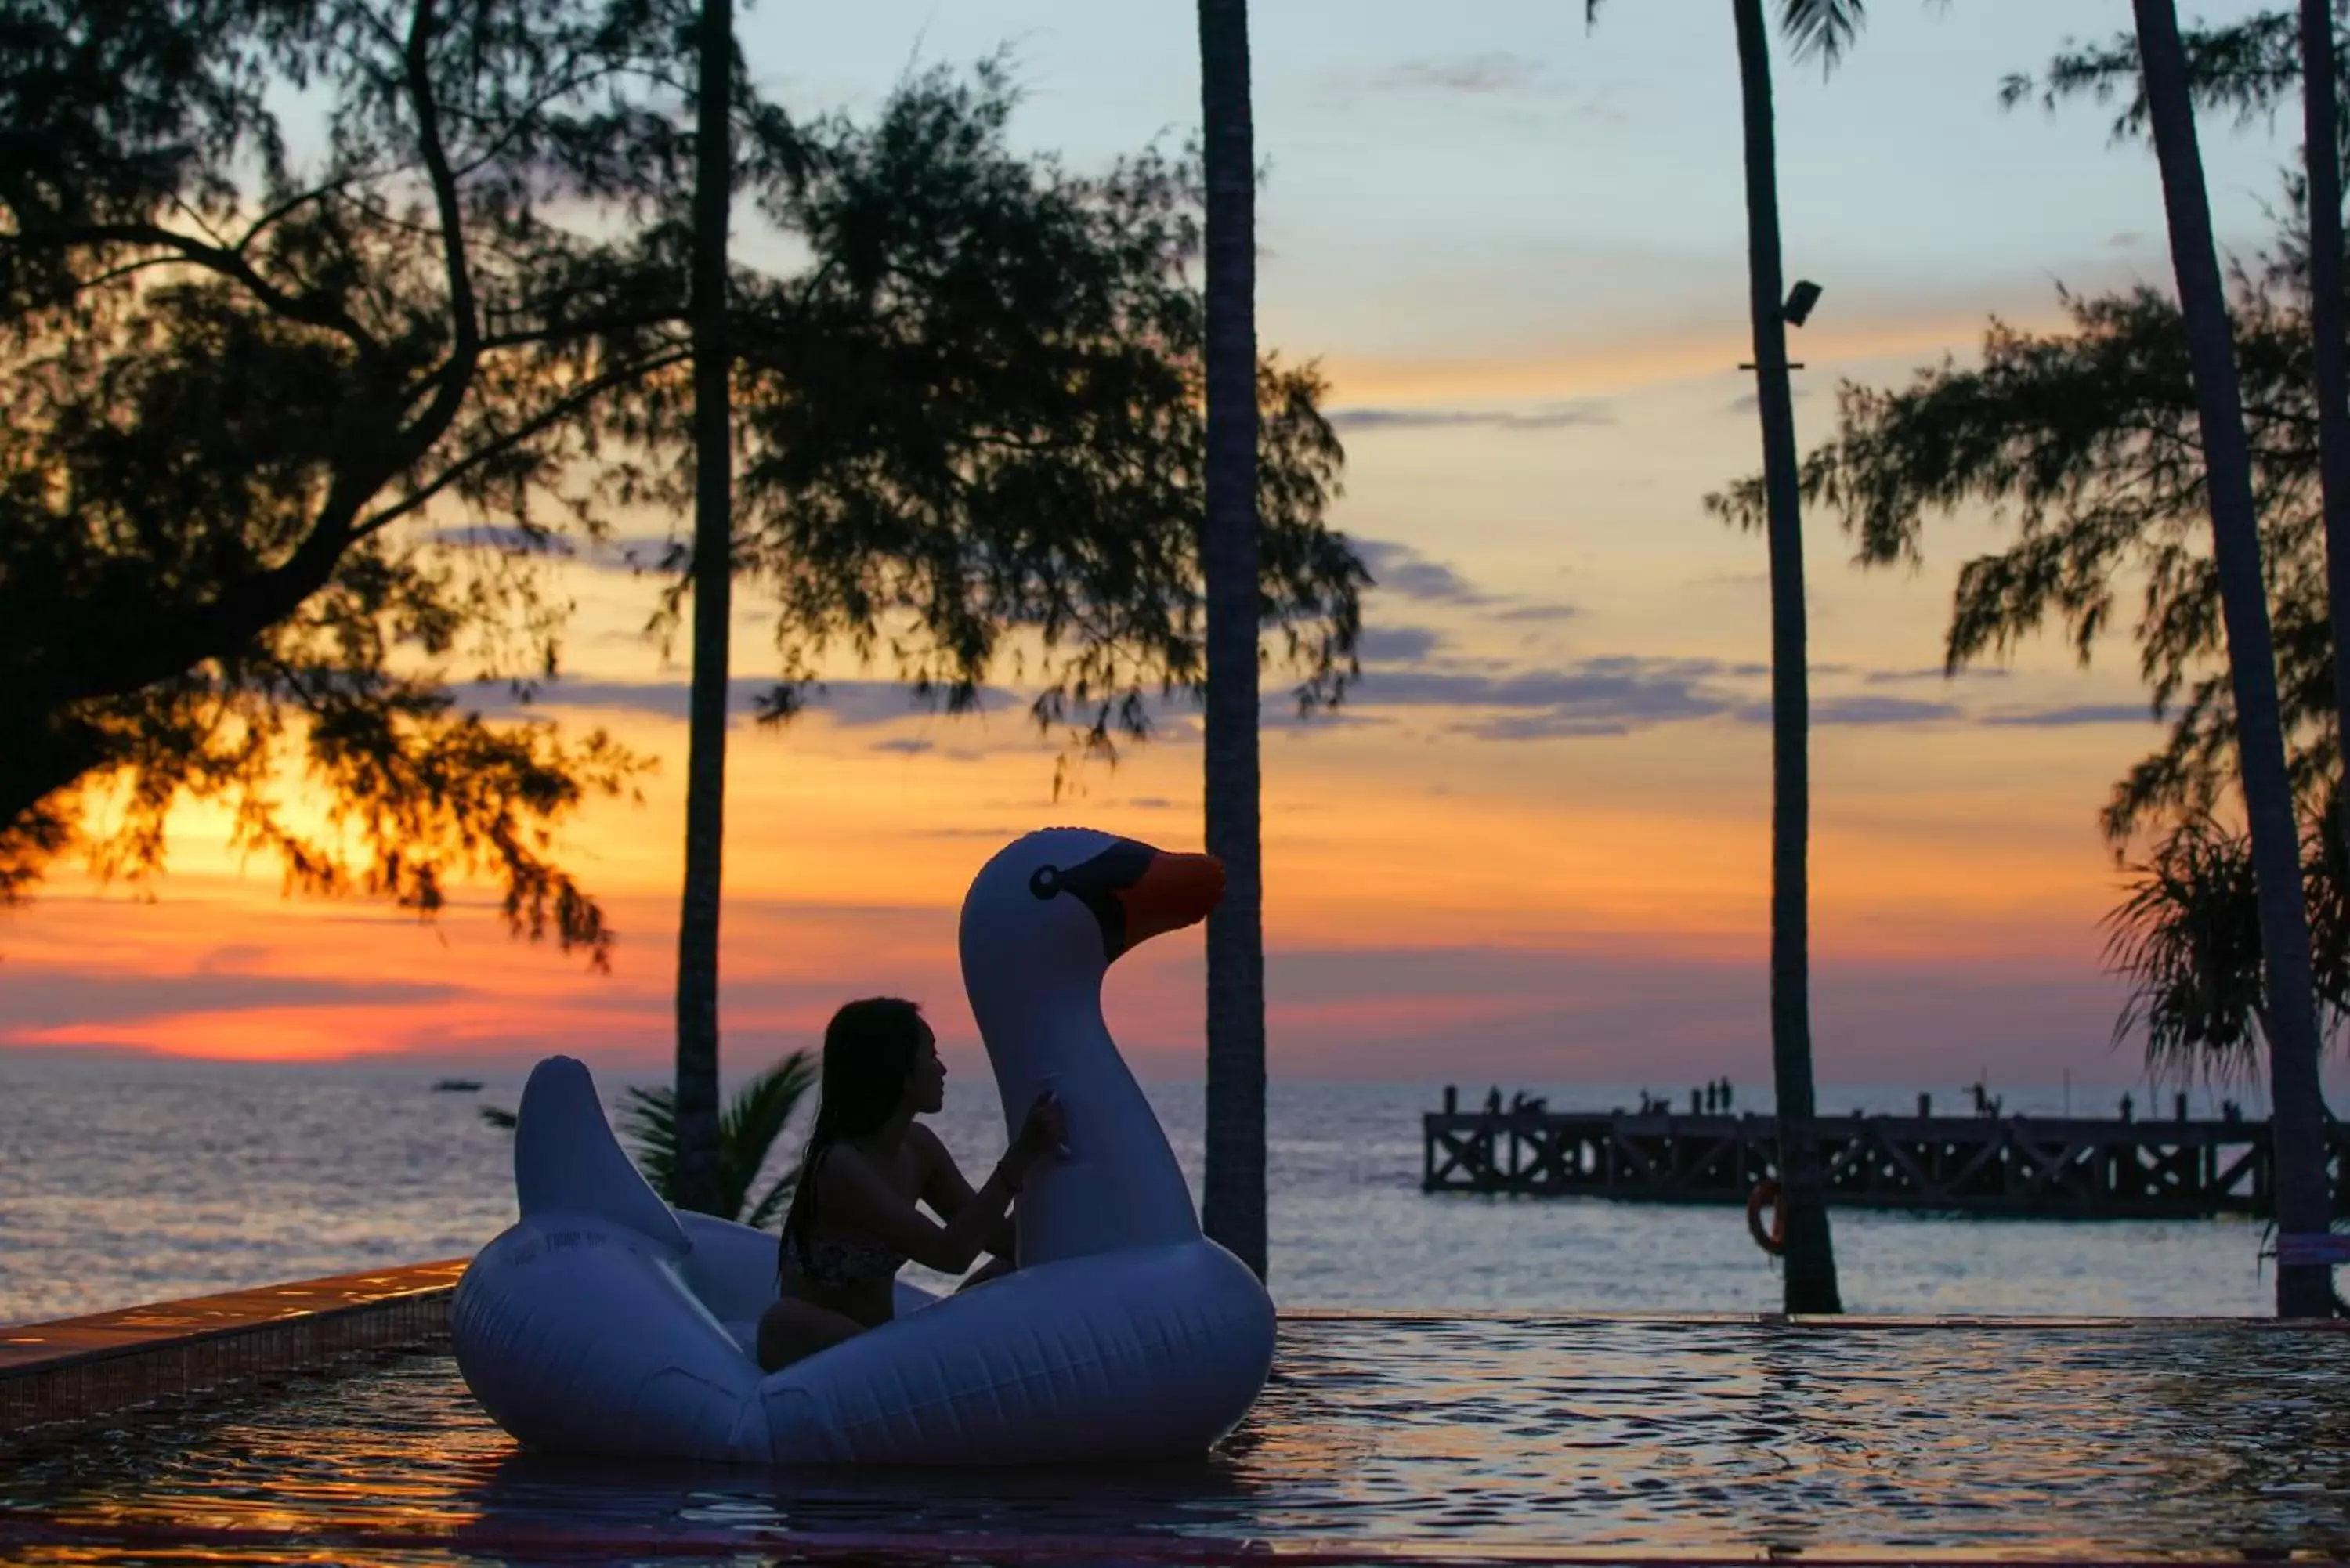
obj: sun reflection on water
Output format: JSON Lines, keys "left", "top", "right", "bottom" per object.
{"left": 4, "top": 1318, "right": 2350, "bottom": 1563}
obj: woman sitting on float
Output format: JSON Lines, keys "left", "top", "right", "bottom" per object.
{"left": 759, "top": 997, "right": 1067, "bottom": 1371}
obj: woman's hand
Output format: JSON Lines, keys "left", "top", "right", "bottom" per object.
{"left": 1010, "top": 1090, "right": 1068, "bottom": 1174}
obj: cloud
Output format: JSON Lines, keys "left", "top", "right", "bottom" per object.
{"left": 1357, "top": 625, "right": 1445, "bottom": 663}
{"left": 1982, "top": 703, "right": 2160, "bottom": 728}
{"left": 1726, "top": 694, "right": 1960, "bottom": 728}
{"left": 1802, "top": 695, "right": 1962, "bottom": 726}
{"left": 1368, "top": 656, "right": 1757, "bottom": 739}
{"left": 1372, "top": 52, "right": 1554, "bottom": 95}
{"left": 1450, "top": 711, "right": 1647, "bottom": 741}
{"left": 1725, "top": 386, "right": 1816, "bottom": 414}
{"left": 1326, "top": 400, "right": 1615, "bottom": 432}
{"left": 1862, "top": 665, "right": 2010, "bottom": 685}
{"left": 873, "top": 738, "right": 935, "bottom": 756}
{"left": 1354, "top": 540, "right": 1491, "bottom": 605}
{"left": 1492, "top": 603, "right": 1579, "bottom": 623}
{"left": 1346, "top": 656, "right": 1993, "bottom": 740}
{"left": 456, "top": 676, "right": 1023, "bottom": 728}
{"left": 425, "top": 524, "right": 575, "bottom": 555}
{"left": 0, "top": 970, "right": 471, "bottom": 1038}
{"left": 2107, "top": 231, "right": 2143, "bottom": 249}
{"left": 590, "top": 534, "right": 688, "bottom": 571}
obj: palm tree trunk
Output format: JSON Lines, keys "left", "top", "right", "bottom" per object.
{"left": 2304, "top": 2, "right": 2350, "bottom": 869}
{"left": 1732, "top": 0, "right": 1842, "bottom": 1315}
{"left": 2137, "top": 0, "right": 2334, "bottom": 1317}
{"left": 1197, "top": 0, "right": 1268, "bottom": 1281}
{"left": 671, "top": 0, "right": 733, "bottom": 1217}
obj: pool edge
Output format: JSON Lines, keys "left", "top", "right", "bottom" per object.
{"left": 0, "top": 1257, "right": 467, "bottom": 1443}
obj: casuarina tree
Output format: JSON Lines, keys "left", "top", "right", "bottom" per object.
{"left": 0, "top": 0, "right": 685, "bottom": 956}
{"left": 668, "top": 63, "right": 1372, "bottom": 1199}
{"left": 2, "top": 0, "right": 1369, "bottom": 1113}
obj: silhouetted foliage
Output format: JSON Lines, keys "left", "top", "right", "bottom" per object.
{"left": 1999, "top": 11, "right": 2330, "bottom": 153}
{"left": 1714, "top": 13, "right": 2350, "bottom": 844}
{"left": 721, "top": 62, "right": 1363, "bottom": 765}
{"left": 1585, "top": 0, "right": 1869, "bottom": 73}
{"left": 1709, "top": 247, "right": 2343, "bottom": 847}
{"left": 2104, "top": 802, "right": 2350, "bottom": 1082}
{"left": 479, "top": 1047, "right": 814, "bottom": 1223}
{"left": 0, "top": 0, "right": 1365, "bottom": 945}
{"left": 619, "top": 1049, "right": 815, "bottom": 1227}
{"left": 0, "top": 0, "right": 685, "bottom": 956}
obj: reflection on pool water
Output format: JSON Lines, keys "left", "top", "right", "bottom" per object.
{"left": 5, "top": 1317, "right": 2350, "bottom": 1564}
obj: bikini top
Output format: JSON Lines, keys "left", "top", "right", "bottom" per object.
{"left": 779, "top": 1145, "right": 909, "bottom": 1292}
{"left": 783, "top": 1237, "right": 906, "bottom": 1291}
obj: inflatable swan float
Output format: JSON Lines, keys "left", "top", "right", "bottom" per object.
{"left": 450, "top": 828, "right": 1276, "bottom": 1464}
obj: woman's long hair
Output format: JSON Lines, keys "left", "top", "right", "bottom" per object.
{"left": 778, "top": 997, "right": 930, "bottom": 1279}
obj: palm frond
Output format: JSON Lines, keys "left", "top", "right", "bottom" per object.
{"left": 1583, "top": 2, "right": 1868, "bottom": 71}
{"left": 482, "top": 1053, "right": 816, "bottom": 1224}
{"left": 743, "top": 1169, "right": 800, "bottom": 1231}
{"left": 1779, "top": 0, "right": 1867, "bottom": 71}
{"left": 2102, "top": 800, "right": 2350, "bottom": 1089}
{"left": 721, "top": 1050, "right": 817, "bottom": 1227}
{"left": 618, "top": 1084, "right": 681, "bottom": 1201}
{"left": 2102, "top": 814, "right": 2275, "bottom": 1086}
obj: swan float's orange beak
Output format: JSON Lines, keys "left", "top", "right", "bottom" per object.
{"left": 1033, "top": 838, "right": 1227, "bottom": 960}
{"left": 1115, "top": 851, "right": 1225, "bottom": 953}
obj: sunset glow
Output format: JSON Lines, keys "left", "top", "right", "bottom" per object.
{"left": 0, "top": 0, "right": 2316, "bottom": 1098}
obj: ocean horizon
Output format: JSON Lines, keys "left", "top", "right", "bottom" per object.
{"left": 0, "top": 1050, "right": 2306, "bottom": 1328}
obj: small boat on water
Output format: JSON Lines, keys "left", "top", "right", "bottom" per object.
{"left": 432, "top": 1078, "right": 485, "bottom": 1093}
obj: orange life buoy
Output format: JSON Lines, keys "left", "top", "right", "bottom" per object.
{"left": 1745, "top": 1179, "right": 1786, "bottom": 1256}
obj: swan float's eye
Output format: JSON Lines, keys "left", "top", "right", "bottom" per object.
{"left": 1029, "top": 865, "right": 1061, "bottom": 899}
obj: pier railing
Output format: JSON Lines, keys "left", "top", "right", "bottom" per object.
{"left": 1423, "top": 1107, "right": 2350, "bottom": 1219}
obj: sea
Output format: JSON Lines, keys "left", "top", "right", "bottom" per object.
{"left": 0, "top": 1052, "right": 2294, "bottom": 1327}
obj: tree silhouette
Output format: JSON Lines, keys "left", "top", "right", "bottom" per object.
{"left": 0, "top": 0, "right": 688, "bottom": 959}
{"left": 2129, "top": 0, "right": 2332, "bottom": 1314}
{"left": 2, "top": 3, "right": 1367, "bottom": 1062}
{"left": 669, "top": 0, "right": 736, "bottom": 1215}
{"left": 1197, "top": 0, "right": 1269, "bottom": 1282}
{"left": 1731, "top": 2, "right": 2337, "bottom": 1313}
{"left": 1587, "top": 0, "right": 1867, "bottom": 1315}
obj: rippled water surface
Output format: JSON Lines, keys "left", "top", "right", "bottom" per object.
{"left": 0, "top": 1055, "right": 2297, "bottom": 1324}
{"left": 5, "top": 1320, "right": 2350, "bottom": 1564}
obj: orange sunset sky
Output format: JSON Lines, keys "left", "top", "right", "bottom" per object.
{"left": 3, "top": 0, "right": 2334, "bottom": 1097}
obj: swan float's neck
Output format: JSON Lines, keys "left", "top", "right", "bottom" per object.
{"left": 962, "top": 963, "right": 1201, "bottom": 1266}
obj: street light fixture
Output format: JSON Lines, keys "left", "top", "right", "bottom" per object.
{"left": 1783, "top": 279, "right": 1823, "bottom": 327}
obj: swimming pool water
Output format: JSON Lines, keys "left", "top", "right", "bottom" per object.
{"left": 5, "top": 1316, "right": 2350, "bottom": 1564}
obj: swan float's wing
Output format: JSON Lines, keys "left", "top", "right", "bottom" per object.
{"left": 513, "top": 1055, "right": 689, "bottom": 1251}
{"left": 456, "top": 1057, "right": 762, "bottom": 1460}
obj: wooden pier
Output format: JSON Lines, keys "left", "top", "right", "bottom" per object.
{"left": 1423, "top": 1095, "right": 2350, "bottom": 1219}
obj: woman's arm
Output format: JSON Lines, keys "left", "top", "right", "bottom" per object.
{"left": 822, "top": 1143, "right": 1024, "bottom": 1277}
{"left": 913, "top": 1125, "right": 1018, "bottom": 1261}
{"left": 825, "top": 1092, "right": 1064, "bottom": 1276}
